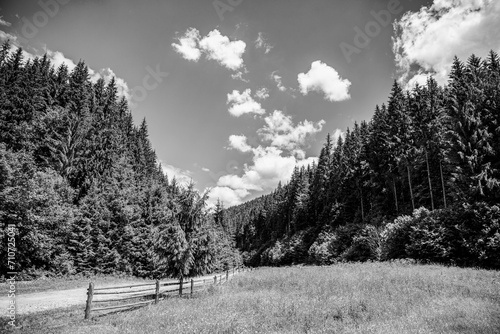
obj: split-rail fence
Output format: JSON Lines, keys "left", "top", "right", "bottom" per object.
{"left": 84, "top": 267, "right": 252, "bottom": 319}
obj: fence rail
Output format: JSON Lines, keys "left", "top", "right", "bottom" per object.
{"left": 84, "top": 267, "right": 252, "bottom": 319}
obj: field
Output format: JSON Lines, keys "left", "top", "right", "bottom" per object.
{"left": 3, "top": 262, "right": 500, "bottom": 333}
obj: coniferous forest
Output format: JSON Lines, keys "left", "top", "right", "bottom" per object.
{"left": 1, "top": 39, "right": 499, "bottom": 280}
{"left": 0, "top": 41, "right": 241, "bottom": 279}
{"left": 226, "top": 52, "right": 500, "bottom": 270}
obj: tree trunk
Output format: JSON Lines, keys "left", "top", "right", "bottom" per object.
{"left": 407, "top": 165, "right": 415, "bottom": 211}
{"left": 425, "top": 149, "right": 435, "bottom": 210}
{"left": 359, "top": 184, "right": 365, "bottom": 221}
{"left": 393, "top": 179, "right": 399, "bottom": 213}
{"left": 439, "top": 159, "right": 447, "bottom": 208}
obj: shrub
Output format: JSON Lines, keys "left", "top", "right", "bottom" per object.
{"left": 261, "top": 229, "right": 313, "bottom": 266}
{"left": 307, "top": 229, "right": 337, "bottom": 265}
{"left": 380, "top": 214, "right": 413, "bottom": 260}
{"left": 342, "top": 225, "right": 380, "bottom": 262}
{"left": 330, "top": 224, "right": 364, "bottom": 259}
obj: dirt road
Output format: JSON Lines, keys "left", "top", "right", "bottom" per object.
{"left": 0, "top": 271, "right": 238, "bottom": 315}
{"left": 0, "top": 287, "right": 88, "bottom": 314}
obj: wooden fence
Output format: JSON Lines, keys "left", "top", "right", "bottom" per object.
{"left": 84, "top": 267, "right": 252, "bottom": 319}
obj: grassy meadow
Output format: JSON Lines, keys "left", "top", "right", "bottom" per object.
{"left": 4, "top": 262, "right": 500, "bottom": 334}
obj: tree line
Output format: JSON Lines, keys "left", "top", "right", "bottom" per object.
{"left": 225, "top": 52, "right": 500, "bottom": 269}
{"left": 0, "top": 41, "right": 241, "bottom": 280}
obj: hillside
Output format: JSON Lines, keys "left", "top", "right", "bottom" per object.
{"left": 0, "top": 41, "right": 240, "bottom": 279}
{"left": 226, "top": 52, "right": 500, "bottom": 269}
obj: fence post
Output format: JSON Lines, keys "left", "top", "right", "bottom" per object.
{"left": 84, "top": 282, "right": 94, "bottom": 320}
{"left": 155, "top": 280, "right": 160, "bottom": 304}
{"left": 226, "top": 270, "right": 229, "bottom": 282}
{"left": 190, "top": 279, "right": 194, "bottom": 296}
{"left": 179, "top": 277, "right": 183, "bottom": 296}
{"left": 214, "top": 275, "right": 217, "bottom": 285}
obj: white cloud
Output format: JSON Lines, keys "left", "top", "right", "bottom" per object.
{"left": 255, "top": 87, "right": 269, "bottom": 100}
{"left": 43, "top": 51, "right": 131, "bottom": 102}
{"left": 298, "top": 61, "right": 351, "bottom": 102}
{"left": 227, "top": 89, "right": 265, "bottom": 117}
{"left": 271, "top": 71, "right": 287, "bottom": 92}
{"left": 231, "top": 71, "right": 249, "bottom": 82}
{"left": 331, "top": 128, "right": 346, "bottom": 147}
{"left": 210, "top": 110, "right": 324, "bottom": 207}
{"left": 228, "top": 135, "right": 253, "bottom": 152}
{"left": 0, "top": 30, "right": 17, "bottom": 42}
{"left": 255, "top": 32, "right": 273, "bottom": 54}
{"left": 89, "top": 67, "right": 131, "bottom": 101}
{"left": 207, "top": 186, "right": 250, "bottom": 208}
{"left": 393, "top": 0, "right": 500, "bottom": 88}
{"left": 0, "top": 36, "right": 130, "bottom": 101}
{"left": 46, "top": 50, "right": 77, "bottom": 73}
{"left": 258, "top": 110, "right": 325, "bottom": 155}
{"left": 199, "top": 29, "right": 246, "bottom": 71}
{"left": 172, "top": 28, "right": 202, "bottom": 62}
{"left": 202, "top": 167, "right": 211, "bottom": 172}
{"left": 217, "top": 174, "right": 262, "bottom": 191}
{"left": 160, "top": 161, "right": 193, "bottom": 186}
{"left": 209, "top": 146, "right": 311, "bottom": 207}
{"left": 0, "top": 17, "right": 12, "bottom": 27}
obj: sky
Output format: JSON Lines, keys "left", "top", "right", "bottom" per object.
{"left": 1, "top": 0, "right": 499, "bottom": 207}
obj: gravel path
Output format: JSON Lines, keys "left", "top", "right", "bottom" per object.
{"left": 0, "top": 287, "right": 87, "bottom": 315}
{"left": 0, "top": 271, "right": 238, "bottom": 315}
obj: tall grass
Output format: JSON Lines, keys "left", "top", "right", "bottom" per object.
{"left": 10, "top": 263, "right": 500, "bottom": 333}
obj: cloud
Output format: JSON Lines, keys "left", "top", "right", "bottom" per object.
{"left": 45, "top": 50, "right": 77, "bottom": 73}
{"left": 255, "top": 32, "right": 273, "bottom": 54}
{"left": 393, "top": 0, "right": 500, "bottom": 88}
{"left": 271, "top": 71, "right": 287, "bottom": 92}
{"left": 207, "top": 186, "right": 250, "bottom": 208}
{"left": 172, "top": 27, "right": 202, "bottom": 62}
{"left": 231, "top": 71, "right": 249, "bottom": 82}
{"left": 209, "top": 145, "right": 315, "bottom": 207}
{"left": 255, "top": 87, "right": 269, "bottom": 100}
{"left": 228, "top": 135, "right": 253, "bottom": 152}
{"left": 159, "top": 161, "right": 193, "bottom": 186}
{"left": 258, "top": 110, "right": 325, "bottom": 156}
{"left": 0, "top": 30, "right": 133, "bottom": 103}
{"left": 199, "top": 29, "right": 246, "bottom": 71}
{"left": 173, "top": 28, "right": 247, "bottom": 72}
{"left": 331, "top": 128, "right": 346, "bottom": 147}
{"left": 202, "top": 167, "right": 211, "bottom": 172}
{"left": 89, "top": 67, "right": 131, "bottom": 101}
{"left": 298, "top": 61, "right": 351, "bottom": 102}
{"left": 44, "top": 51, "right": 131, "bottom": 101}
{"left": 227, "top": 89, "right": 265, "bottom": 117}
{"left": 0, "top": 17, "right": 12, "bottom": 27}
{"left": 209, "top": 110, "right": 324, "bottom": 207}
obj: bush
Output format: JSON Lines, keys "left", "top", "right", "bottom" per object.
{"left": 380, "top": 203, "right": 500, "bottom": 269}
{"left": 307, "top": 229, "right": 337, "bottom": 265}
{"left": 330, "top": 224, "right": 364, "bottom": 259}
{"left": 260, "top": 229, "right": 313, "bottom": 266}
{"left": 342, "top": 225, "right": 380, "bottom": 262}
{"left": 380, "top": 208, "right": 430, "bottom": 261}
